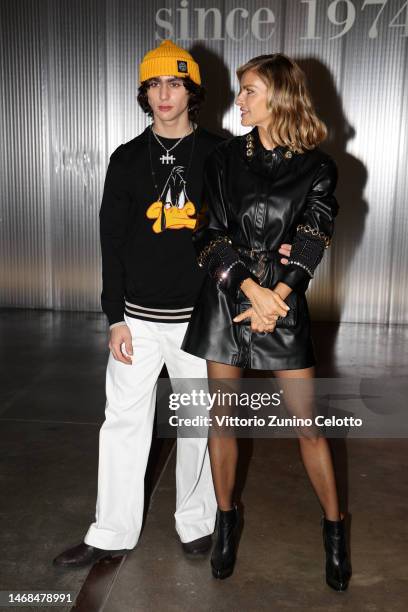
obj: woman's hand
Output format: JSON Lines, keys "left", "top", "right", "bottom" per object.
{"left": 239, "top": 279, "right": 290, "bottom": 325}
{"left": 233, "top": 307, "right": 277, "bottom": 333}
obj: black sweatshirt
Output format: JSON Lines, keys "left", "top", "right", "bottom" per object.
{"left": 99, "top": 126, "right": 224, "bottom": 325}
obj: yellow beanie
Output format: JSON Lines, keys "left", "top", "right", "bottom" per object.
{"left": 139, "top": 40, "right": 201, "bottom": 85}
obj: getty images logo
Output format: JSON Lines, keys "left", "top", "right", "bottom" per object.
{"left": 155, "top": 0, "right": 276, "bottom": 42}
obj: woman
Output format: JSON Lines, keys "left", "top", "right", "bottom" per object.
{"left": 181, "top": 53, "right": 351, "bottom": 590}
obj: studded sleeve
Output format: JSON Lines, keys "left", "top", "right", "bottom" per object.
{"left": 279, "top": 157, "right": 339, "bottom": 291}
{"left": 193, "top": 147, "right": 255, "bottom": 300}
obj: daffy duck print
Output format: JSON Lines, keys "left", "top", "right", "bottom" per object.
{"left": 146, "top": 166, "right": 197, "bottom": 233}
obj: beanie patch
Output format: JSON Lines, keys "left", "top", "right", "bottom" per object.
{"left": 177, "top": 60, "right": 188, "bottom": 73}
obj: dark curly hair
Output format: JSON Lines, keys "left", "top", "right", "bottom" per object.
{"left": 137, "top": 77, "right": 205, "bottom": 122}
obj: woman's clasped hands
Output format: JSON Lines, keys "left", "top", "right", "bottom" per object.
{"left": 233, "top": 279, "right": 290, "bottom": 333}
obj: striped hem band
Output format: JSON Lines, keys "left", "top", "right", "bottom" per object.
{"left": 124, "top": 300, "right": 193, "bottom": 323}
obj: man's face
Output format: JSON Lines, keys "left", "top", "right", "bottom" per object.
{"left": 146, "top": 76, "right": 189, "bottom": 123}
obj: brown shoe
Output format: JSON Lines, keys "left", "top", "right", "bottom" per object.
{"left": 53, "top": 542, "right": 128, "bottom": 568}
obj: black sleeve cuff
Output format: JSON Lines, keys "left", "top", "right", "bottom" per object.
{"left": 101, "top": 295, "right": 126, "bottom": 326}
{"left": 216, "top": 261, "right": 255, "bottom": 301}
{"left": 197, "top": 236, "right": 255, "bottom": 301}
{"left": 279, "top": 265, "right": 311, "bottom": 291}
{"left": 280, "top": 233, "right": 327, "bottom": 290}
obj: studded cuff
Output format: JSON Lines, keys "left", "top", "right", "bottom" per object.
{"left": 285, "top": 221, "right": 331, "bottom": 278}
{"left": 296, "top": 224, "right": 331, "bottom": 248}
{"left": 197, "top": 236, "right": 232, "bottom": 269}
{"left": 280, "top": 224, "right": 332, "bottom": 290}
{"left": 197, "top": 236, "right": 254, "bottom": 300}
{"left": 286, "top": 236, "right": 325, "bottom": 279}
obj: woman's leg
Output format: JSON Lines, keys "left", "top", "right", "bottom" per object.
{"left": 207, "top": 360, "right": 243, "bottom": 511}
{"left": 274, "top": 366, "right": 341, "bottom": 521}
{"left": 207, "top": 360, "right": 243, "bottom": 579}
{"left": 274, "top": 366, "right": 352, "bottom": 590}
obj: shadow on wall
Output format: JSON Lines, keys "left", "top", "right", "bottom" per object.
{"left": 189, "top": 43, "right": 235, "bottom": 139}
{"left": 297, "top": 57, "right": 369, "bottom": 324}
{"left": 298, "top": 58, "right": 368, "bottom": 383}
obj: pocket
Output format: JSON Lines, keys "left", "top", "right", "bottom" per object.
{"left": 276, "top": 291, "right": 298, "bottom": 328}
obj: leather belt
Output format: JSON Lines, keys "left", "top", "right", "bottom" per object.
{"left": 235, "top": 245, "right": 277, "bottom": 261}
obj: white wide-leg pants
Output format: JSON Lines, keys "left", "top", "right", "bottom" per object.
{"left": 84, "top": 315, "right": 216, "bottom": 550}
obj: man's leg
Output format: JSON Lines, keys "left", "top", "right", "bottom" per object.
{"left": 84, "top": 317, "right": 164, "bottom": 551}
{"left": 160, "top": 323, "right": 217, "bottom": 544}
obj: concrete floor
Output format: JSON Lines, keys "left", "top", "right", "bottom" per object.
{"left": 106, "top": 439, "right": 408, "bottom": 612}
{"left": 0, "top": 309, "right": 407, "bottom": 611}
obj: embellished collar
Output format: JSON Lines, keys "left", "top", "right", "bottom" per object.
{"left": 242, "top": 127, "right": 296, "bottom": 175}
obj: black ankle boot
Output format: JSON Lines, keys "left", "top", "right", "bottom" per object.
{"left": 322, "top": 515, "right": 352, "bottom": 591}
{"left": 211, "top": 506, "right": 238, "bottom": 580}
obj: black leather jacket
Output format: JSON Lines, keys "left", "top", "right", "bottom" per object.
{"left": 181, "top": 126, "right": 339, "bottom": 370}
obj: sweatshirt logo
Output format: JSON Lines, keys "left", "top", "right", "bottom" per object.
{"left": 146, "top": 166, "right": 196, "bottom": 233}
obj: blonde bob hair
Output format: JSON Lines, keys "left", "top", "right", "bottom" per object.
{"left": 237, "top": 54, "right": 327, "bottom": 153}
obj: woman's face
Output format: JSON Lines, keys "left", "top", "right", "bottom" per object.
{"left": 235, "top": 69, "right": 271, "bottom": 129}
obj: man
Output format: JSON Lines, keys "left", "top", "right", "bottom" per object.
{"left": 53, "top": 40, "right": 291, "bottom": 568}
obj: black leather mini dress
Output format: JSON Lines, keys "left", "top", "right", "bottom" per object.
{"left": 181, "top": 126, "right": 339, "bottom": 371}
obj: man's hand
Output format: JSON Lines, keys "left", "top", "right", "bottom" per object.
{"left": 279, "top": 243, "right": 292, "bottom": 264}
{"left": 109, "top": 324, "right": 133, "bottom": 365}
